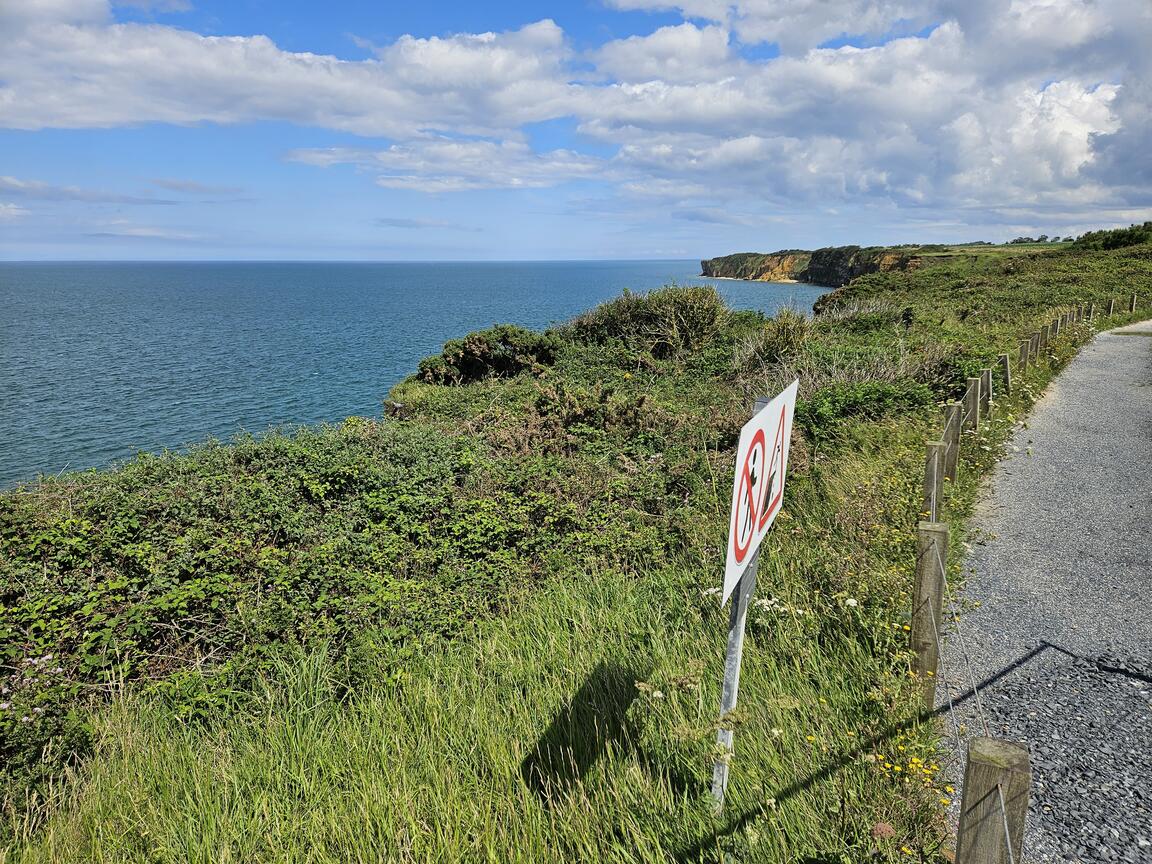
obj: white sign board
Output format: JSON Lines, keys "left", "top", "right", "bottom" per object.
{"left": 721, "top": 379, "right": 798, "bottom": 605}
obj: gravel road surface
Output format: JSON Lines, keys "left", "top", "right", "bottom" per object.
{"left": 939, "top": 320, "right": 1152, "bottom": 862}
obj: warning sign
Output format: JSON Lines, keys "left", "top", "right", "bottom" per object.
{"left": 721, "top": 380, "right": 798, "bottom": 604}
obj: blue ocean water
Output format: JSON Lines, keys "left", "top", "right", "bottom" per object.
{"left": 0, "top": 261, "right": 826, "bottom": 488}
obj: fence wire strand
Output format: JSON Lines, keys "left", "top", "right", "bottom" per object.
{"left": 996, "top": 782, "right": 1018, "bottom": 864}
{"left": 932, "top": 541, "right": 992, "bottom": 737}
{"left": 923, "top": 379, "right": 1025, "bottom": 860}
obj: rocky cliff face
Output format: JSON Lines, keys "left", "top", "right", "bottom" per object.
{"left": 699, "top": 251, "right": 810, "bottom": 282}
{"left": 701, "top": 246, "right": 920, "bottom": 288}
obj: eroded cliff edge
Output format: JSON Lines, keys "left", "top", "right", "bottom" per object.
{"left": 701, "top": 245, "right": 921, "bottom": 288}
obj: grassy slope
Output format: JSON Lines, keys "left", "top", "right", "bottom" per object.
{"left": 2, "top": 241, "right": 1151, "bottom": 862}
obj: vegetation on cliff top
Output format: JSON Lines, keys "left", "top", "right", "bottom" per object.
{"left": 2, "top": 232, "right": 1151, "bottom": 862}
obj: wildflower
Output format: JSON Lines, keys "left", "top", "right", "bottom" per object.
{"left": 0, "top": 702, "right": 9, "bottom": 710}
{"left": 901, "top": 846, "right": 914, "bottom": 855}
{"left": 32, "top": 707, "right": 43, "bottom": 714}
{"left": 652, "top": 690, "right": 664, "bottom": 699}
{"left": 806, "top": 735, "right": 816, "bottom": 742}
{"left": 945, "top": 785, "right": 954, "bottom": 793}
{"left": 940, "top": 798, "right": 951, "bottom": 806}
{"left": 844, "top": 598, "right": 858, "bottom": 608}
{"left": 893, "top": 765, "right": 902, "bottom": 772}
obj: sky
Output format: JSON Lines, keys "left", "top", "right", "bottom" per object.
{"left": 1, "top": 0, "right": 1149, "bottom": 260}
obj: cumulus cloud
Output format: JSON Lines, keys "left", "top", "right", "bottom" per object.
{"left": 1, "top": 0, "right": 1149, "bottom": 236}
{"left": 594, "top": 24, "right": 733, "bottom": 83}
{"left": 0, "top": 9, "right": 575, "bottom": 138}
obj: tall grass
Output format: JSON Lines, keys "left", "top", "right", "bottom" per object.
{"left": 10, "top": 425, "right": 953, "bottom": 863}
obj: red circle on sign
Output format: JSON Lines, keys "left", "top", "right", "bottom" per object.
{"left": 732, "top": 428, "right": 766, "bottom": 564}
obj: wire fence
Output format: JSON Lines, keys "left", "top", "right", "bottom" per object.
{"left": 906, "top": 293, "right": 1142, "bottom": 859}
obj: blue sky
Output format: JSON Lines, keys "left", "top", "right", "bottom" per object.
{"left": 1, "top": 0, "right": 1148, "bottom": 260}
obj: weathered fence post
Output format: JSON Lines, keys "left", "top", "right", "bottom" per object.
{"left": 1131, "top": 293, "right": 1139, "bottom": 313}
{"left": 1107, "top": 298, "right": 1116, "bottom": 316}
{"left": 923, "top": 440, "right": 946, "bottom": 520}
{"left": 979, "top": 368, "right": 992, "bottom": 417}
{"left": 1018, "top": 340, "right": 1029, "bottom": 370}
{"left": 1051, "top": 317, "right": 1061, "bottom": 338}
{"left": 963, "top": 377, "right": 980, "bottom": 431}
{"left": 1030, "top": 331, "right": 1040, "bottom": 362}
{"left": 997, "top": 354, "right": 1011, "bottom": 396}
{"left": 1038, "top": 324, "right": 1049, "bottom": 355}
{"left": 911, "top": 521, "right": 948, "bottom": 712}
{"left": 943, "top": 403, "right": 962, "bottom": 481}
{"left": 1088, "top": 301, "right": 1095, "bottom": 320}
{"left": 956, "top": 737, "right": 1032, "bottom": 864}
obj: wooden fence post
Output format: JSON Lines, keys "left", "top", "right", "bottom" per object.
{"left": 997, "top": 354, "right": 1011, "bottom": 396}
{"left": 1030, "top": 331, "right": 1040, "bottom": 362}
{"left": 911, "top": 521, "right": 948, "bottom": 713}
{"left": 1038, "top": 324, "right": 1049, "bottom": 355}
{"left": 1107, "top": 298, "right": 1116, "bottom": 316}
{"left": 1051, "top": 317, "right": 1060, "bottom": 338}
{"left": 956, "top": 737, "right": 1032, "bottom": 864}
{"left": 979, "top": 368, "right": 992, "bottom": 417}
{"left": 1088, "top": 301, "right": 1095, "bottom": 320}
{"left": 1018, "top": 340, "right": 1029, "bottom": 370}
{"left": 943, "top": 403, "right": 962, "bottom": 481}
{"left": 963, "top": 377, "right": 980, "bottom": 431}
{"left": 1131, "top": 293, "right": 1139, "bottom": 313}
{"left": 922, "top": 440, "right": 946, "bottom": 521}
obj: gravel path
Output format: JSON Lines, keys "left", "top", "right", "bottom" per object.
{"left": 939, "top": 320, "right": 1152, "bottom": 863}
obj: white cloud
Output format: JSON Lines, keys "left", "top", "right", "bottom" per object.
{"left": 0, "top": 175, "right": 177, "bottom": 204}
{"left": 0, "top": 203, "right": 31, "bottom": 220}
{"left": 0, "top": 11, "right": 574, "bottom": 138}
{"left": 603, "top": 0, "right": 929, "bottom": 51}
{"left": 0, "top": 0, "right": 1149, "bottom": 238}
{"left": 113, "top": 0, "right": 192, "bottom": 11}
{"left": 594, "top": 24, "right": 733, "bottom": 82}
{"left": 288, "top": 140, "right": 603, "bottom": 193}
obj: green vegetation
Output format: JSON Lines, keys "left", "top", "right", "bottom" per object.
{"left": 3, "top": 237, "right": 1151, "bottom": 862}
{"left": 1071, "top": 221, "right": 1152, "bottom": 251}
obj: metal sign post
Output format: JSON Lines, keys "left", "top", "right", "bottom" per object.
{"left": 710, "top": 549, "right": 759, "bottom": 807}
{"left": 710, "top": 382, "right": 798, "bottom": 811}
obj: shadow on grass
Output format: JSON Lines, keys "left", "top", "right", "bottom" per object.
{"left": 674, "top": 642, "right": 1056, "bottom": 863}
{"left": 520, "top": 659, "right": 698, "bottom": 806}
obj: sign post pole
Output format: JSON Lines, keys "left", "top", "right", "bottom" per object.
{"left": 710, "top": 385, "right": 797, "bottom": 812}
{"left": 710, "top": 552, "right": 759, "bottom": 810}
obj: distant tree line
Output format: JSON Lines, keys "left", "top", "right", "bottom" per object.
{"left": 1070, "top": 222, "right": 1152, "bottom": 251}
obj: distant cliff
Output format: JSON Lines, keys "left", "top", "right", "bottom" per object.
{"left": 701, "top": 245, "right": 921, "bottom": 288}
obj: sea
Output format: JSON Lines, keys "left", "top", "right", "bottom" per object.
{"left": 0, "top": 261, "right": 826, "bottom": 488}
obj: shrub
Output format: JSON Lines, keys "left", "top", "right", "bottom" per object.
{"left": 797, "top": 380, "right": 935, "bottom": 438}
{"left": 418, "top": 324, "right": 560, "bottom": 385}
{"left": 732, "top": 307, "right": 810, "bottom": 372}
{"left": 568, "top": 285, "right": 728, "bottom": 360}
{"left": 1071, "top": 222, "right": 1152, "bottom": 251}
